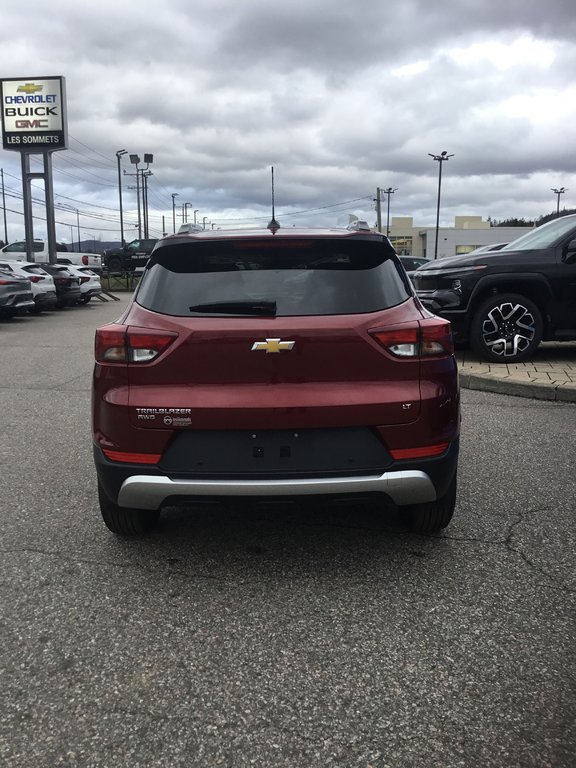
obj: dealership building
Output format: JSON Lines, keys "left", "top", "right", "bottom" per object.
{"left": 385, "top": 215, "right": 533, "bottom": 259}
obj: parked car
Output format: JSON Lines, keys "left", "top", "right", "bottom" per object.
{"left": 0, "top": 259, "right": 57, "bottom": 313}
{"left": 412, "top": 214, "right": 576, "bottom": 362}
{"left": 93, "top": 225, "right": 460, "bottom": 536}
{"left": 65, "top": 265, "right": 102, "bottom": 304}
{"left": 0, "top": 267, "right": 35, "bottom": 318}
{"left": 399, "top": 256, "right": 429, "bottom": 277}
{"left": 35, "top": 263, "right": 82, "bottom": 308}
{"left": 103, "top": 239, "right": 158, "bottom": 273}
{"left": 0, "top": 240, "right": 101, "bottom": 271}
{"left": 57, "top": 253, "right": 102, "bottom": 273}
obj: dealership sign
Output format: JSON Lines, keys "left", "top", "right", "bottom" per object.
{"left": 0, "top": 76, "right": 68, "bottom": 152}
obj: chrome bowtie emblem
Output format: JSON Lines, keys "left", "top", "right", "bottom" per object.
{"left": 251, "top": 338, "right": 295, "bottom": 353}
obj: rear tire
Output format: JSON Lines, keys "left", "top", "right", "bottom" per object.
{"left": 97, "top": 481, "right": 159, "bottom": 536}
{"left": 107, "top": 256, "right": 123, "bottom": 273}
{"left": 405, "top": 475, "right": 457, "bottom": 533}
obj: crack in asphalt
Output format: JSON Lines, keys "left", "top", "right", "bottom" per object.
{"left": 2, "top": 504, "right": 575, "bottom": 595}
{"left": 0, "top": 547, "right": 223, "bottom": 580}
{"left": 501, "top": 509, "right": 576, "bottom": 595}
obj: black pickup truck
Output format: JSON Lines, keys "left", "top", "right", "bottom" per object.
{"left": 412, "top": 214, "right": 576, "bottom": 362}
{"left": 103, "top": 239, "right": 158, "bottom": 273}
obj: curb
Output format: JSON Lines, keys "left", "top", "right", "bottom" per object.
{"left": 459, "top": 371, "right": 576, "bottom": 403}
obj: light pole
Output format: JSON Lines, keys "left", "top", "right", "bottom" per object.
{"left": 171, "top": 193, "right": 179, "bottom": 233}
{"left": 76, "top": 209, "right": 81, "bottom": 250}
{"left": 383, "top": 187, "right": 398, "bottom": 237}
{"left": 128, "top": 153, "right": 153, "bottom": 238}
{"left": 428, "top": 151, "right": 454, "bottom": 259}
{"left": 184, "top": 202, "right": 193, "bottom": 223}
{"left": 551, "top": 187, "right": 567, "bottom": 217}
{"left": 194, "top": 209, "right": 198, "bottom": 225}
{"left": 116, "top": 149, "right": 127, "bottom": 246}
{"left": 202, "top": 216, "right": 208, "bottom": 230}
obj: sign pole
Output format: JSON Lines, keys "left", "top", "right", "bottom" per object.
{"left": 21, "top": 152, "right": 35, "bottom": 261}
{"left": 44, "top": 152, "right": 57, "bottom": 263}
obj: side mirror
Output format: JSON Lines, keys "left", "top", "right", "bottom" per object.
{"left": 562, "top": 238, "right": 576, "bottom": 264}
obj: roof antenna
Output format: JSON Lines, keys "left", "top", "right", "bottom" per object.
{"left": 267, "top": 166, "right": 280, "bottom": 233}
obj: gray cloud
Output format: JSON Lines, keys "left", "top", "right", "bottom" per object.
{"left": 1, "top": 0, "right": 575, "bottom": 241}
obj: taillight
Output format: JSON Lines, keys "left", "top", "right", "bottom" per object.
{"left": 80, "top": 276, "right": 90, "bottom": 283}
{"left": 28, "top": 275, "right": 43, "bottom": 283}
{"left": 95, "top": 324, "right": 177, "bottom": 363}
{"left": 0, "top": 278, "right": 18, "bottom": 285}
{"left": 82, "top": 255, "right": 89, "bottom": 265}
{"left": 370, "top": 319, "right": 453, "bottom": 358}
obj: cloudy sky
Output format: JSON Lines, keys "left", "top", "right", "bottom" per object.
{"left": 1, "top": 0, "right": 575, "bottom": 244}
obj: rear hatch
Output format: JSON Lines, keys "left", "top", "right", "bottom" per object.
{"left": 125, "top": 235, "right": 424, "bottom": 430}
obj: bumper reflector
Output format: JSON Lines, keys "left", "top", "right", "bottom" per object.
{"left": 102, "top": 449, "right": 161, "bottom": 464}
{"left": 390, "top": 443, "right": 449, "bottom": 460}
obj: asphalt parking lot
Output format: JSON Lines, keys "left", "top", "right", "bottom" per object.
{"left": 1, "top": 298, "right": 575, "bottom": 768}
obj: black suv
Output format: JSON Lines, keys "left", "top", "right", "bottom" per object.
{"left": 412, "top": 214, "right": 576, "bottom": 362}
{"left": 103, "top": 239, "right": 158, "bottom": 273}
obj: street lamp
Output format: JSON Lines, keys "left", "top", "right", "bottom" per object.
{"left": 428, "top": 151, "right": 454, "bottom": 259}
{"left": 383, "top": 187, "right": 398, "bottom": 238}
{"left": 194, "top": 209, "right": 198, "bottom": 225}
{"left": 116, "top": 150, "right": 127, "bottom": 246}
{"left": 171, "top": 193, "right": 179, "bottom": 233}
{"left": 184, "top": 202, "right": 193, "bottom": 222}
{"left": 551, "top": 187, "right": 567, "bottom": 217}
{"left": 202, "top": 216, "right": 208, "bottom": 230}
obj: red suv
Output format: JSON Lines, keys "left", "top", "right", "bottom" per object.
{"left": 92, "top": 226, "right": 460, "bottom": 536}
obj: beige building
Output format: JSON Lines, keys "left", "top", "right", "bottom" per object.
{"left": 384, "top": 216, "right": 533, "bottom": 259}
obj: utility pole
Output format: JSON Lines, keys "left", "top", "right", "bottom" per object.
{"left": 116, "top": 149, "right": 127, "bottom": 246}
{"left": 171, "top": 193, "right": 178, "bottom": 233}
{"left": 375, "top": 187, "right": 382, "bottom": 233}
{"left": 142, "top": 170, "right": 152, "bottom": 238}
{"left": 383, "top": 187, "right": 398, "bottom": 237}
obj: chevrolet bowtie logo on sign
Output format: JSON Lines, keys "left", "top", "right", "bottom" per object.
{"left": 251, "top": 338, "right": 295, "bottom": 353}
{"left": 17, "top": 83, "right": 43, "bottom": 94}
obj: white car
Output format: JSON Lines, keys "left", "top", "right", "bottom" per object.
{"left": 64, "top": 265, "right": 102, "bottom": 304}
{"left": 0, "top": 240, "right": 102, "bottom": 272}
{"left": 0, "top": 259, "right": 57, "bottom": 313}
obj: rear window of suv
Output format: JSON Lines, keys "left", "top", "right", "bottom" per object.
{"left": 135, "top": 238, "right": 410, "bottom": 317}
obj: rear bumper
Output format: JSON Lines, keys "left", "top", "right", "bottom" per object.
{"left": 94, "top": 439, "right": 459, "bottom": 510}
{"left": 81, "top": 287, "right": 102, "bottom": 298}
{"left": 56, "top": 289, "right": 82, "bottom": 305}
{"left": 0, "top": 294, "right": 35, "bottom": 314}
{"left": 34, "top": 291, "right": 57, "bottom": 309}
{"left": 118, "top": 470, "right": 438, "bottom": 508}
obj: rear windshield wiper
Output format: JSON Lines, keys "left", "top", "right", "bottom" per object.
{"left": 188, "top": 300, "right": 277, "bottom": 316}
